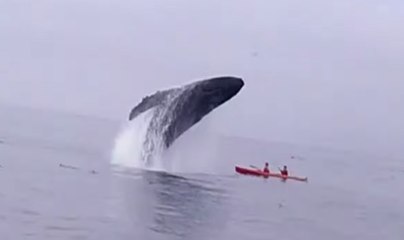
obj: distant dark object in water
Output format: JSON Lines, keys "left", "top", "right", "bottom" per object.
{"left": 59, "top": 163, "right": 79, "bottom": 170}
{"left": 129, "top": 76, "right": 244, "bottom": 149}
{"left": 291, "top": 155, "right": 305, "bottom": 160}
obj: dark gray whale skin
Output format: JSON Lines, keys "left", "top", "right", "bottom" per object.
{"left": 129, "top": 76, "right": 244, "bottom": 148}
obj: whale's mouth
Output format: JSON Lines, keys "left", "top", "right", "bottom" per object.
{"left": 199, "top": 77, "right": 244, "bottom": 102}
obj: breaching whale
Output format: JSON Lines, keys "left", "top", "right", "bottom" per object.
{"left": 128, "top": 76, "right": 244, "bottom": 163}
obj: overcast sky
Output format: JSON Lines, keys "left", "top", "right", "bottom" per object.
{"left": 1, "top": 0, "right": 403, "bottom": 156}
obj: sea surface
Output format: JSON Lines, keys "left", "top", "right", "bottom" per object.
{"left": 0, "top": 105, "right": 403, "bottom": 240}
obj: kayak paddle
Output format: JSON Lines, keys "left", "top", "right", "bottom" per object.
{"left": 249, "top": 165, "right": 260, "bottom": 170}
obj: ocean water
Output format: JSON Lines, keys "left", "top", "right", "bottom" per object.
{"left": 0, "top": 105, "right": 403, "bottom": 240}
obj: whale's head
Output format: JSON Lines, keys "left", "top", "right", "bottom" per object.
{"left": 161, "top": 76, "right": 244, "bottom": 147}
{"left": 190, "top": 76, "right": 244, "bottom": 114}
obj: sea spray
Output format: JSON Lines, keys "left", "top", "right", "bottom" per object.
{"left": 111, "top": 88, "right": 185, "bottom": 171}
{"left": 110, "top": 108, "right": 164, "bottom": 170}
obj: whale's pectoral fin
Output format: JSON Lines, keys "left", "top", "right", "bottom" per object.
{"left": 129, "top": 90, "right": 170, "bottom": 120}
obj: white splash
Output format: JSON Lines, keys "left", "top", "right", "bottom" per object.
{"left": 110, "top": 88, "right": 185, "bottom": 171}
{"left": 111, "top": 108, "right": 165, "bottom": 170}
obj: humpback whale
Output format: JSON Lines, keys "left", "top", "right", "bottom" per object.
{"left": 128, "top": 76, "right": 244, "bottom": 159}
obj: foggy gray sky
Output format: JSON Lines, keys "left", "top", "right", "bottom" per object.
{"left": 1, "top": 0, "right": 404, "bottom": 157}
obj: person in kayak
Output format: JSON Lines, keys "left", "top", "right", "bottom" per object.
{"left": 263, "top": 162, "right": 270, "bottom": 173}
{"left": 279, "top": 165, "right": 288, "bottom": 176}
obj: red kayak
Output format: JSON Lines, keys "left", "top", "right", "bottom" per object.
{"left": 235, "top": 166, "right": 308, "bottom": 182}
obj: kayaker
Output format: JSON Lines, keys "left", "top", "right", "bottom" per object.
{"left": 263, "top": 162, "right": 270, "bottom": 173}
{"left": 279, "top": 165, "right": 288, "bottom": 176}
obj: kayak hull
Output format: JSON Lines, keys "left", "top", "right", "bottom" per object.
{"left": 235, "top": 166, "right": 308, "bottom": 182}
